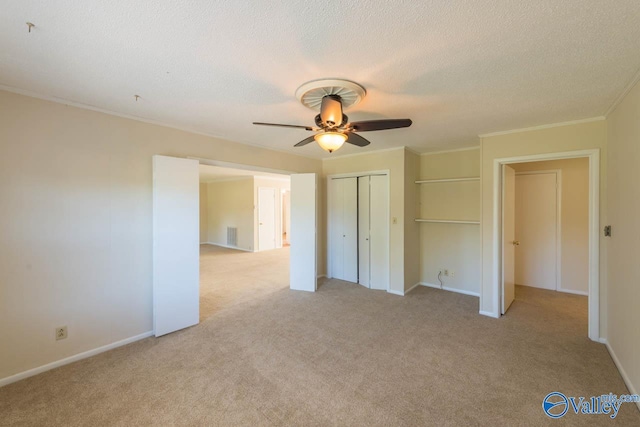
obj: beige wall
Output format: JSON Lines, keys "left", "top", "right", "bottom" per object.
{"left": 253, "top": 177, "right": 291, "bottom": 250}
{"left": 606, "top": 78, "right": 640, "bottom": 396}
{"left": 0, "top": 90, "right": 321, "bottom": 381}
{"left": 322, "top": 148, "right": 407, "bottom": 293}
{"left": 199, "top": 183, "right": 208, "bottom": 243}
{"left": 418, "top": 149, "right": 481, "bottom": 294}
{"left": 480, "top": 120, "right": 607, "bottom": 332}
{"left": 206, "top": 179, "right": 255, "bottom": 251}
{"left": 404, "top": 149, "right": 421, "bottom": 291}
{"left": 512, "top": 158, "right": 589, "bottom": 294}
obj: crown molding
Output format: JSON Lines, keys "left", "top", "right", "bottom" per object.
{"left": 420, "top": 145, "right": 480, "bottom": 156}
{"left": 0, "top": 84, "right": 321, "bottom": 161}
{"left": 605, "top": 66, "right": 640, "bottom": 117}
{"left": 478, "top": 116, "right": 606, "bottom": 139}
{"left": 321, "top": 146, "right": 407, "bottom": 161}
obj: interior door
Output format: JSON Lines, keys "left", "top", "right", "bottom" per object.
{"left": 369, "top": 175, "right": 389, "bottom": 290}
{"left": 515, "top": 173, "right": 557, "bottom": 290}
{"left": 358, "top": 176, "right": 370, "bottom": 288}
{"left": 290, "top": 173, "right": 317, "bottom": 292}
{"left": 342, "top": 177, "right": 358, "bottom": 283}
{"left": 502, "top": 165, "right": 516, "bottom": 314}
{"left": 258, "top": 187, "right": 276, "bottom": 251}
{"left": 152, "top": 155, "right": 200, "bottom": 337}
{"left": 329, "top": 177, "right": 358, "bottom": 283}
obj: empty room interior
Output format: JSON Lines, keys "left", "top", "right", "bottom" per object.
{"left": 1, "top": 1, "right": 639, "bottom": 425}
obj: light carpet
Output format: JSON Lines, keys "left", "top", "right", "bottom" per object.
{"left": 1, "top": 245, "right": 638, "bottom": 426}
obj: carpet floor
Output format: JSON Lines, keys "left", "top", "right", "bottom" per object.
{"left": 1, "top": 245, "right": 638, "bottom": 426}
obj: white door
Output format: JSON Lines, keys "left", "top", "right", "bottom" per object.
{"left": 152, "top": 155, "right": 200, "bottom": 337}
{"left": 358, "top": 176, "right": 371, "bottom": 288}
{"left": 290, "top": 173, "right": 317, "bottom": 292}
{"left": 515, "top": 173, "right": 558, "bottom": 290}
{"left": 258, "top": 187, "right": 276, "bottom": 251}
{"left": 369, "top": 175, "right": 389, "bottom": 290}
{"left": 502, "top": 165, "right": 516, "bottom": 314}
{"left": 329, "top": 177, "right": 358, "bottom": 283}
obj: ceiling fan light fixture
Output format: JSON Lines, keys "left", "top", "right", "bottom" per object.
{"left": 314, "top": 132, "right": 347, "bottom": 153}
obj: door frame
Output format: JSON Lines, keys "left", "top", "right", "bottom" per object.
{"left": 257, "top": 186, "right": 277, "bottom": 251}
{"left": 513, "top": 169, "right": 562, "bottom": 292}
{"left": 493, "top": 149, "right": 600, "bottom": 341}
{"left": 326, "top": 170, "right": 390, "bottom": 291}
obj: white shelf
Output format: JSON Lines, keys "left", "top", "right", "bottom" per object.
{"left": 415, "top": 177, "right": 480, "bottom": 184}
{"left": 415, "top": 219, "right": 480, "bottom": 224}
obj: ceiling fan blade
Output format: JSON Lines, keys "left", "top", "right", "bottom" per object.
{"left": 350, "top": 119, "right": 412, "bottom": 132}
{"left": 253, "top": 122, "right": 314, "bottom": 131}
{"left": 345, "top": 132, "right": 371, "bottom": 147}
{"left": 294, "top": 135, "right": 316, "bottom": 147}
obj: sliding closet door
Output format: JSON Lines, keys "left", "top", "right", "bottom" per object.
{"left": 329, "top": 177, "right": 358, "bottom": 283}
{"left": 369, "top": 175, "right": 389, "bottom": 290}
{"left": 358, "top": 176, "right": 370, "bottom": 288}
{"left": 330, "top": 178, "right": 345, "bottom": 279}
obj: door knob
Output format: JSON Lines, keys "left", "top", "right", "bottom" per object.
{"left": 260, "top": 222, "right": 263, "bottom": 225}
{"left": 512, "top": 240, "right": 520, "bottom": 246}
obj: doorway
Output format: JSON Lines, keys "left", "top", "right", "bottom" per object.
{"left": 153, "top": 155, "right": 318, "bottom": 337}
{"left": 496, "top": 150, "right": 599, "bottom": 340}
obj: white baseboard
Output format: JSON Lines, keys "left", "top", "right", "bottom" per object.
{"left": 421, "top": 282, "right": 480, "bottom": 297}
{"left": 404, "top": 282, "right": 421, "bottom": 295}
{"left": 0, "top": 331, "right": 154, "bottom": 388}
{"left": 479, "top": 310, "right": 500, "bottom": 318}
{"left": 604, "top": 341, "right": 640, "bottom": 411}
{"left": 557, "top": 287, "right": 589, "bottom": 296}
{"left": 317, "top": 274, "right": 327, "bottom": 280}
{"left": 387, "top": 289, "right": 405, "bottom": 296}
{"left": 202, "top": 242, "right": 253, "bottom": 252}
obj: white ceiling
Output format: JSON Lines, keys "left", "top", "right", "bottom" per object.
{"left": 2, "top": 1, "right": 639, "bottom": 158}
{"left": 199, "top": 164, "right": 289, "bottom": 183}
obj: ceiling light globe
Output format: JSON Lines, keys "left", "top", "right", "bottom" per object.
{"left": 314, "top": 132, "right": 347, "bottom": 153}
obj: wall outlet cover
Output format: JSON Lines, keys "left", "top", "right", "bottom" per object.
{"left": 55, "top": 326, "right": 68, "bottom": 340}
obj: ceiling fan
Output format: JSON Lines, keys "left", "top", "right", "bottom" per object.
{"left": 253, "top": 80, "right": 412, "bottom": 153}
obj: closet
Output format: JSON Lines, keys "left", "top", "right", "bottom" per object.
{"left": 329, "top": 174, "right": 389, "bottom": 290}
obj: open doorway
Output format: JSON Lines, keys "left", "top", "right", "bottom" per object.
{"left": 498, "top": 151, "right": 599, "bottom": 340}
{"left": 198, "top": 164, "right": 291, "bottom": 321}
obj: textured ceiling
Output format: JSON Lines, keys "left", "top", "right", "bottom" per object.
{"left": 1, "top": 0, "right": 640, "bottom": 158}
{"left": 199, "top": 164, "right": 289, "bottom": 183}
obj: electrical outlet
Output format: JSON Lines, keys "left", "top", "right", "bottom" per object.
{"left": 55, "top": 326, "right": 67, "bottom": 341}
{"left": 392, "top": 217, "right": 398, "bottom": 225}
{"left": 443, "top": 269, "right": 449, "bottom": 277}
{"left": 450, "top": 270, "right": 455, "bottom": 278}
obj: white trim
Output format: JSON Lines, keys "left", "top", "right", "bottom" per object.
{"left": 316, "top": 274, "right": 327, "bottom": 280}
{"left": 326, "top": 170, "right": 389, "bottom": 179}
{"left": 201, "top": 242, "right": 253, "bottom": 252}
{"left": 421, "top": 282, "right": 480, "bottom": 297}
{"left": 514, "top": 169, "right": 562, "bottom": 293}
{"left": 557, "top": 288, "right": 589, "bottom": 296}
{"left": 322, "top": 146, "right": 406, "bottom": 161}
{"left": 415, "top": 219, "right": 480, "bottom": 225}
{"left": 404, "top": 282, "right": 421, "bottom": 295}
{"left": 478, "top": 117, "right": 605, "bottom": 138}
{"left": 605, "top": 67, "right": 640, "bottom": 117}
{"left": 386, "top": 289, "right": 405, "bottom": 296}
{"left": 0, "top": 331, "right": 154, "bottom": 388}
{"left": 479, "top": 310, "right": 500, "bottom": 318}
{"left": 415, "top": 177, "right": 480, "bottom": 183}
{"left": 419, "top": 145, "right": 481, "bottom": 156}
{"left": 0, "top": 85, "right": 321, "bottom": 161}
{"left": 604, "top": 342, "right": 640, "bottom": 411}
{"left": 492, "top": 149, "right": 600, "bottom": 341}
